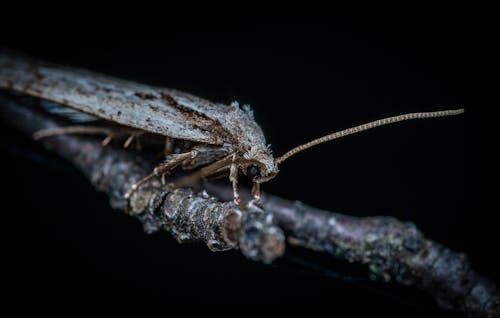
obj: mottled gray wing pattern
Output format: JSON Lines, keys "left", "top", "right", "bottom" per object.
{"left": 0, "top": 52, "right": 230, "bottom": 145}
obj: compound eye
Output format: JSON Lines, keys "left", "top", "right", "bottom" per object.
{"left": 247, "top": 165, "right": 261, "bottom": 180}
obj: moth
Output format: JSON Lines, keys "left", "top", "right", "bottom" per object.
{"left": 0, "top": 51, "right": 464, "bottom": 205}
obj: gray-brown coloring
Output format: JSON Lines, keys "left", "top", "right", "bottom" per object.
{"left": 0, "top": 50, "right": 464, "bottom": 206}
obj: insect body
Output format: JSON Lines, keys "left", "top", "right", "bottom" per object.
{"left": 0, "top": 51, "right": 464, "bottom": 206}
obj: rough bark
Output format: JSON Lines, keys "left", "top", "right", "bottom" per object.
{"left": 1, "top": 94, "right": 498, "bottom": 317}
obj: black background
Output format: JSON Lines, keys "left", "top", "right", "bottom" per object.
{"left": 0, "top": 6, "right": 496, "bottom": 317}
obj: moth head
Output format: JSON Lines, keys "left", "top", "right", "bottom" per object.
{"left": 241, "top": 147, "right": 279, "bottom": 183}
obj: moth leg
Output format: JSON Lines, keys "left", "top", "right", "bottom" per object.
{"left": 229, "top": 154, "right": 242, "bottom": 206}
{"left": 33, "top": 126, "right": 113, "bottom": 140}
{"left": 123, "top": 131, "right": 144, "bottom": 151}
{"left": 156, "top": 137, "right": 174, "bottom": 158}
{"left": 123, "top": 134, "right": 135, "bottom": 148}
{"left": 167, "top": 153, "right": 234, "bottom": 189}
{"left": 34, "top": 126, "right": 140, "bottom": 149}
{"left": 163, "top": 152, "right": 245, "bottom": 206}
{"left": 203, "top": 167, "right": 230, "bottom": 181}
{"left": 125, "top": 151, "right": 198, "bottom": 199}
{"left": 251, "top": 182, "right": 261, "bottom": 202}
{"left": 101, "top": 133, "right": 114, "bottom": 146}
{"left": 164, "top": 137, "right": 174, "bottom": 156}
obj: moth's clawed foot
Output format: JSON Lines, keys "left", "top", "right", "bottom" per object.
{"left": 233, "top": 196, "right": 242, "bottom": 206}
{"left": 249, "top": 195, "right": 264, "bottom": 210}
{"left": 233, "top": 195, "right": 247, "bottom": 210}
{"left": 233, "top": 195, "right": 262, "bottom": 211}
{"left": 252, "top": 192, "right": 261, "bottom": 203}
{"left": 251, "top": 182, "right": 261, "bottom": 204}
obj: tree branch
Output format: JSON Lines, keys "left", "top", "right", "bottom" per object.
{"left": 1, "top": 93, "right": 498, "bottom": 317}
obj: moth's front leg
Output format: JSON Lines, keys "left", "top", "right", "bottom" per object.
{"left": 125, "top": 150, "right": 198, "bottom": 199}
{"left": 229, "top": 154, "right": 242, "bottom": 206}
{"left": 251, "top": 182, "right": 261, "bottom": 202}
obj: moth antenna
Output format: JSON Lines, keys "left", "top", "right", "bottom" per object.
{"left": 275, "top": 109, "right": 464, "bottom": 164}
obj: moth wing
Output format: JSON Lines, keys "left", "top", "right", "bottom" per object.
{"left": 0, "top": 53, "right": 226, "bottom": 145}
